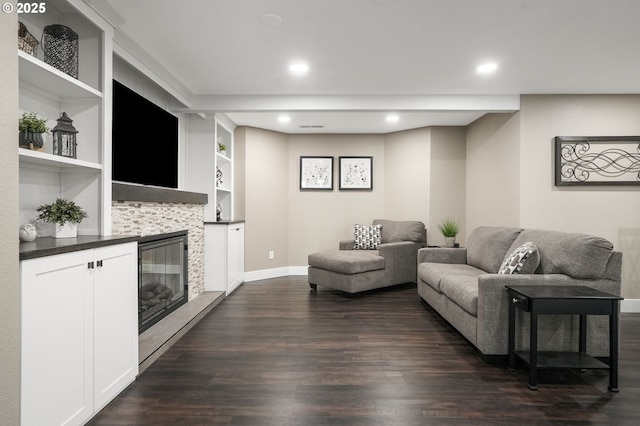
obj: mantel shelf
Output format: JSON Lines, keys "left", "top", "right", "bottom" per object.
{"left": 19, "top": 148, "right": 102, "bottom": 171}
{"left": 18, "top": 50, "right": 102, "bottom": 99}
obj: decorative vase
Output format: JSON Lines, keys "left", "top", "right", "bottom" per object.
{"left": 444, "top": 236, "right": 456, "bottom": 248}
{"left": 19, "top": 131, "right": 45, "bottom": 151}
{"left": 19, "top": 223, "right": 37, "bottom": 242}
{"left": 54, "top": 222, "right": 77, "bottom": 238}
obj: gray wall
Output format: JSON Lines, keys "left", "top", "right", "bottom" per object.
{"left": 0, "top": 7, "right": 21, "bottom": 424}
{"left": 467, "top": 95, "right": 640, "bottom": 299}
{"left": 236, "top": 127, "right": 467, "bottom": 272}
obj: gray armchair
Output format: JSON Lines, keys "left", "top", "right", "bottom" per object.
{"left": 308, "top": 219, "right": 427, "bottom": 294}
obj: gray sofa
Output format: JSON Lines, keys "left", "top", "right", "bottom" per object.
{"left": 308, "top": 219, "right": 426, "bottom": 294}
{"left": 417, "top": 226, "right": 622, "bottom": 362}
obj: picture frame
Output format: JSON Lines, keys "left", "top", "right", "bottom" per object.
{"left": 339, "top": 156, "right": 373, "bottom": 190}
{"left": 555, "top": 136, "right": 640, "bottom": 186}
{"left": 300, "top": 156, "right": 334, "bottom": 190}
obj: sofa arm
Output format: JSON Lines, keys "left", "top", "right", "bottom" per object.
{"left": 417, "top": 247, "right": 467, "bottom": 264}
{"left": 379, "top": 241, "right": 423, "bottom": 284}
{"left": 476, "top": 273, "right": 621, "bottom": 356}
{"left": 339, "top": 240, "right": 355, "bottom": 250}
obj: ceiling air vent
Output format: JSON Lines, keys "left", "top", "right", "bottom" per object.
{"left": 300, "top": 125, "right": 325, "bottom": 129}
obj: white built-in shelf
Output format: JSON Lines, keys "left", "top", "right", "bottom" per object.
{"left": 216, "top": 187, "right": 232, "bottom": 193}
{"left": 18, "top": 50, "right": 102, "bottom": 99}
{"left": 19, "top": 148, "right": 102, "bottom": 171}
{"left": 216, "top": 153, "right": 231, "bottom": 162}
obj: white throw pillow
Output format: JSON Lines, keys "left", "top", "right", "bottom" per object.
{"left": 354, "top": 224, "right": 382, "bottom": 250}
{"left": 499, "top": 241, "right": 540, "bottom": 274}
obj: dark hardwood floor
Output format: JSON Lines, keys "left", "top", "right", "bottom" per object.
{"left": 90, "top": 277, "right": 640, "bottom": 425}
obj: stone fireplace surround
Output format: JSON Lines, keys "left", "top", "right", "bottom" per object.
{"left": 112, "top": 183, "right": 207, "bottom": 300}
{"left": 112, "top": 183, "right": 225, "bottom": 371}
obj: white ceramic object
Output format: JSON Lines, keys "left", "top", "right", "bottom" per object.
{"left": 19, "top": 223, "right": 37, "bottom": 241}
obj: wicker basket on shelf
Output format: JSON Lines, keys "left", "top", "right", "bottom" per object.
{"left": 18, "top": 22, "right": 39, "bottom": 57}
{"left": 43, "top": 24, "right": 79, "bottom": 79}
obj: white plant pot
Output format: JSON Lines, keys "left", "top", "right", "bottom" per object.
{"left": 54, "top": 223, "right": 77, "bottom": 238}
{"left": 443, "top": 236, "right": 456, "bottom": 248}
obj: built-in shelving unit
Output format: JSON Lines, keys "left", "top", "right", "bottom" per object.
{"left": 186, "top": 113, "right": 236, "bottom": 222}
{"left": 18, "top": 0, "right": 112, "bottom": 236}
{"left": 215, "top": 119, "right": 234, "bottom": 220}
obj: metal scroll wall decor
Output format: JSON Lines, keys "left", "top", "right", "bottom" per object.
{"left": 555, "top": 136, "right": 640, "bottom": 186}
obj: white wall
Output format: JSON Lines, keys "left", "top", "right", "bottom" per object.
{"left": 0, "top": 7, "right": 21, "bottom": 424}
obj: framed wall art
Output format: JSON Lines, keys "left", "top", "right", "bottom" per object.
{"left": 339, "top": 156, "right": 373, "bottom": 190}
{"left": 555, "top": 136, "right": 640, "bottom": 186}
{"left": 300, "top": 156, "right": 334, "bottom": 190}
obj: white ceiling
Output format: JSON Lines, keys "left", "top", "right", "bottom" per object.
{"left": 91, "top": 0, "right": 640, "bottom": 133}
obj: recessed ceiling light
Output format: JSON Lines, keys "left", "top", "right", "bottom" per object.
{"left": 289, "top": 62, "right": 309, "bottom": 76}
{"left": 278, "top": 115, "right": 291, "bottom": 123}
{"left": 386, "top": 114, "right": 399, "bottom": 123}
{"left": 261, "top": 13, "right": 283, "bottom": 26}
{"left": 476, "top": 62, "right": 498, "bottom": 75}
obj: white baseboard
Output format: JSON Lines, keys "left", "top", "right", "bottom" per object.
{"left": 243, "top": 269, "right": 640, "bottom": 313}
{"left": 244, "top": 266, "right": 308, "bottom": 282}
{"left": 621, "top": 299, "right": 640, "bottom": 313}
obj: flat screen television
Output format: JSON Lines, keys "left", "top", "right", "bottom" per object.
{"left": 112, "top": 80, "right": 179, "bottom": 188}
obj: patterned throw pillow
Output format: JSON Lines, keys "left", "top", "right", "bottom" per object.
{"left": 354, "top": 224, "right": 382, "bottom": 250}
{"left": 499, "top": 241, "right": 539, "bottom": 274}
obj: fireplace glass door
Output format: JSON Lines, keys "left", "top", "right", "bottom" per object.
{"left": 139, "top": 231, "right": 188, "bottom": 333}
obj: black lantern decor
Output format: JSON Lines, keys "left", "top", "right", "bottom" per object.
{"left": 52, "top": 112, "right": 78, "bottom": 158}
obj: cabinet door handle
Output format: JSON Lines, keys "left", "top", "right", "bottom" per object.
{"left": 88, "top": 261, "right": 95, "bottom": 269}
{"left": 97, "top": 260, "right": 103, "bottom": 268}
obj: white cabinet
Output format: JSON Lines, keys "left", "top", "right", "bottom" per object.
{"left": 204, "top": 223, "right": 245, "bottom": 295}
{"left": 18, "top": 0, "right": 113, "bottom": 236}
{"left": 21, "top": 242, "right": 138, "bottom": 426}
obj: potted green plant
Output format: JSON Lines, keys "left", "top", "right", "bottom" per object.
{"left": 36, "top": 198, "right": 88, "bottom": 238}
{"left": 438, "top": 218, "right": 459, "bottom": 248}
{"left": 19, "top": 112, "right": 49, "bottom": 151}
{"left": 218, "top": 142, "right": 227, "bottom": 156}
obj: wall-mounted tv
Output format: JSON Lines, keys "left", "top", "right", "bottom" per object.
{"left": 112, "top": 80, "right": 178, "bottom": 189}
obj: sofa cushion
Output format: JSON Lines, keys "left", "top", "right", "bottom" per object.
{"left": 353, "top": 223, "right": 382, "bottom": 249}
{"left": 466, "top": 227, "right": 523, "bottom": 273}
{"left": 439, "top": 275, "right": 480, "bottom": 316}
{"left": 418, "top": 263, "right": 485, "bottom": 293}
{"left": 308, "top": 250, "right": 384, "bottom": 274}
{"left": 499, "top": 242, "right": 540, "bottom": 274}
{"left": 507, "top": 229, "right": 614, "bottom": 279}
{"left": 372, "top": 219, "right": 425, "bottom": 244}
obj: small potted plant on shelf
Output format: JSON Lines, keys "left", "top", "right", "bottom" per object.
{"left": 36, "top": 198, "right": 88, "bottom": 238}
{"left": 218, "top": 142, "right": 227, "bottom": 156}
{"left": 438, "top": 218, "right": 460, "bottom": 248}
{"left": 19, "top": 112, "right": 49, "bottom": 151}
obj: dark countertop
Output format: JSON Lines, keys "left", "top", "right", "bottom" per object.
{"left": 19, "top": 235, "right": 140, "bottom": 261}
{"left": 204, "top": 220, "right": 245, "bottom": 225}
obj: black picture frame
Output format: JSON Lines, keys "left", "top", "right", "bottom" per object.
{"left": 339, "top": 156, "right": 373, "bottom": 190}
{"left": 555, "top": 136, "right": 640, "bottom": 186}
{"left": 300, "top": 156, "right": 334, "bottom": 190}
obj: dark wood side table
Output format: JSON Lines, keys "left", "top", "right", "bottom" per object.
{"left": 506, "top": 285, "right": 622, "bottom": 391}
